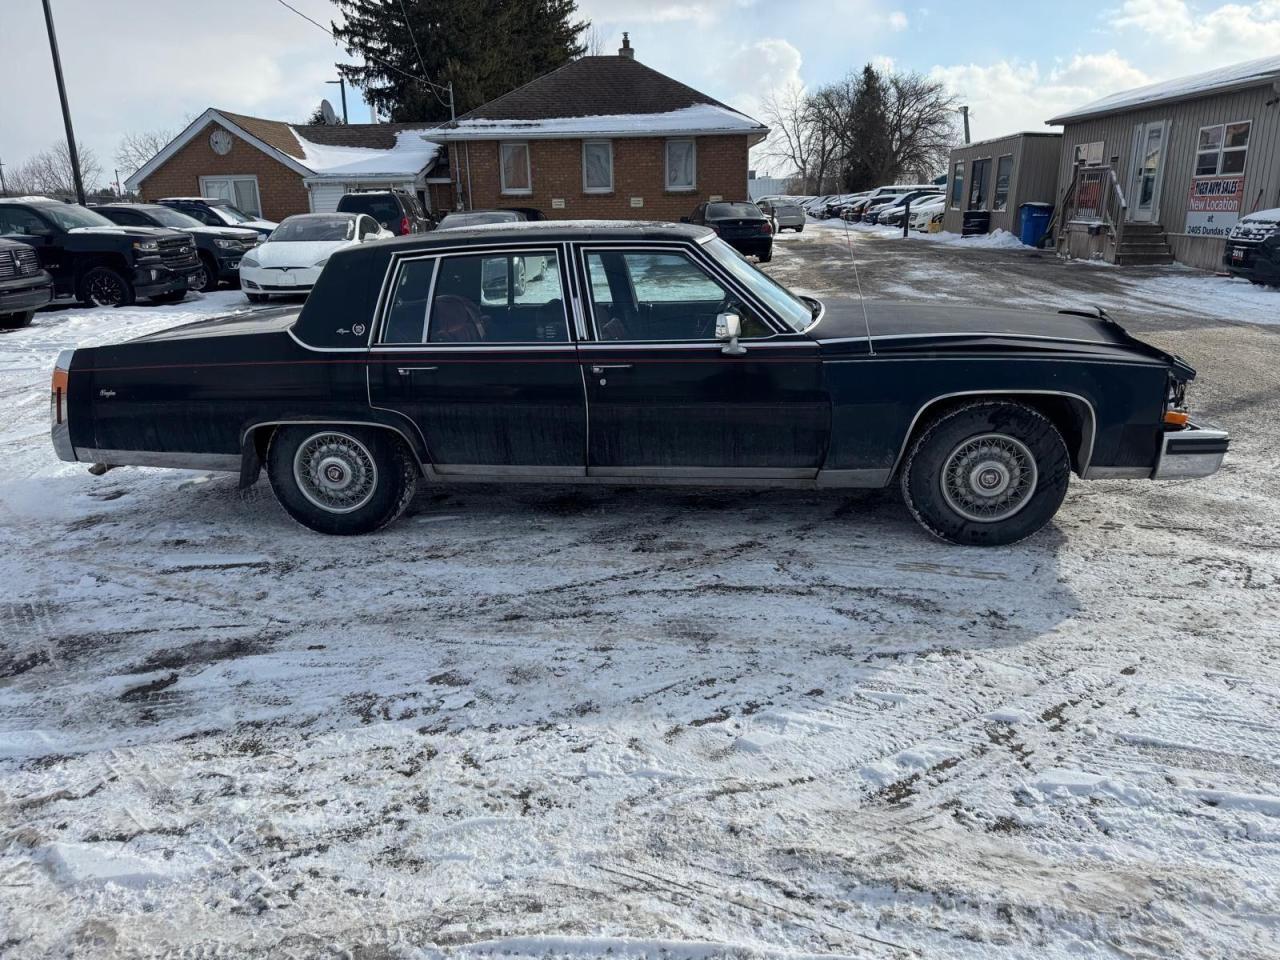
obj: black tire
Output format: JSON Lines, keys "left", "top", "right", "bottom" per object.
{"left": 900, "top": 401, "right": 1070, "bottom": 547}
{"left": 758, "top": 249, "right": 773, "bottom": 263}
{"left": 246, "top": 292, "right": 269, "bottom": 303}
{"left": 0, "top": 310, "right": 34, "bottom": 330}
{"left": 77, "top": 265, "right": 135, "bottom": 308}
{"left": 266, "top": 425, "right": 417, "bottom": 535}
{"left": 794, "top": 225, "right": 805, "bottom": 233}
{"left": 188, "top": 254, "right": 218, "bottom": 293}
{"left": 151, "top": 290, "right": 187, "bottom": 305}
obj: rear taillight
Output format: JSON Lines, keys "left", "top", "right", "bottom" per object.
{"left": 761, "top": 221, "right": 773, "bottom": 235}
{"left": 399, "top": 216, "right": 410, "bottom": 235}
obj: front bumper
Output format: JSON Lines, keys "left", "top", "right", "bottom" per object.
{"left": 132, "top": 260, "right": 199, "bottom": 298}
{"left": 1223, "top": 240, "right": 1280, "bottom": 284}
{"left": 0, "top": 276, "right": 53, "bottom": 314}
{"left": 240, "top": 264, "right": 320, "bottom": 294}
{"left": 1153, "top": 421, "right": 1230, "bottom": 479}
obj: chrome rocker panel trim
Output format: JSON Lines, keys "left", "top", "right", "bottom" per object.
{"left": 73, "top": 448, "right": 241, "bottom": 472}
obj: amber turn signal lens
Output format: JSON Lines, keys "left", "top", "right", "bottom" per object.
{"left": 51, "top": 368, "right": 68, "bottom": 424}
{"left": 1164, "top": 410, "right": 1190, "bottom": 426}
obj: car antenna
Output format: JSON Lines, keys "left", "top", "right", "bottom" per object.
{"left": 841, "top": 205, "right": 875, "bottom": 355}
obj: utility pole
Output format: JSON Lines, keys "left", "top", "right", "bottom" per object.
{"left": 0, "top": 158, "right": 7, "bottom": 195}
{"left": 326, "top": 78, "right": 349, "bottom": 123}
{"left": 447, "top": 81, "right": 465, "bottom": 211}
{"left": 959, "top": 105, "right": 971, "bottom": 145}
{"left": 42, "top": 0, "right": 86, "bottom": 206}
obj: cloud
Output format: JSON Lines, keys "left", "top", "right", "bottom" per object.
{"left": 929, "top": 52, "right": 1151, "bottom": 139}
{"left": 1110, "top": 0, "right": 1280, "bottom": 58}
{"left": 887, "top": 11, "right": 910, "bottom": 30}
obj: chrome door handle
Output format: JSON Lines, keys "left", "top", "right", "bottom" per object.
{"left": 397, "top": 366, "right": 438, "bottom": 375}
{"left": 591, "top": 364, "right": 633, "bottom": 374}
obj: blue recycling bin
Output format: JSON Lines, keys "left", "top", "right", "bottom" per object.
{"left": 1019, "top": 202, "right": 1053, "bottom": 247}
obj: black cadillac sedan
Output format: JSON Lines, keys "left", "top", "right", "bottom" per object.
{"left": 50, "top": 222, "right": 1228, "bottom": 545}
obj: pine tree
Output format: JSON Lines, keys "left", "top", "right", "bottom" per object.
{"left": 843, "top": 64, "right": 890, "bottom": 191}
{"left": 331, "top": 0, "right": 588, "bottom": 123}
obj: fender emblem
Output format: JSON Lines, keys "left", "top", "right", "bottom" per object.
{"left": 99, "top": 389, "right": 116, "bottom": 399}
{"left": 352, "top": 323, "right": 366, "bottom": 336}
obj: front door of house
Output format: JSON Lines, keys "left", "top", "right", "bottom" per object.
{"left": 1129, "top": 121, "right": 1168, "bottom": 223}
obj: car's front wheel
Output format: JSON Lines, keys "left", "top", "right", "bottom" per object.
{"left": 188, "top": 253, "right": 217, "bottom": 293}
{"left": 900, "top": 401, "right": 1070, "bottom": 546}
{"left": 77, "top": 265, "right": 135, "bottom": 307}
{"left": 266, "top": 426, "right": 418, "bottom": 535}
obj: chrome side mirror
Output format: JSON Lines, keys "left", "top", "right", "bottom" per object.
{"left": 716, "top": 311, "right": 746, "bottom": 355}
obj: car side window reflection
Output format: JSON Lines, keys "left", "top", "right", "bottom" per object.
{"left": 585, "top": 250, "right": 770, "bottom": 342}
{"left": 381, "top": 252, "right": 568, "bottom": 344}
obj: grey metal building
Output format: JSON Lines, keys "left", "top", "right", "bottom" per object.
{"left": 941, "top": 132, "right": 1062, "bottom": 236}
{"left": 1048, "top": 54, "right": 1280, "bottom": 268}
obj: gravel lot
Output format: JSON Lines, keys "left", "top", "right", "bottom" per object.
{"left": 2, "top": 230, "right": 1279, "bottom": 959}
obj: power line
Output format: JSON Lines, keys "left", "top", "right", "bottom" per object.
{"left": 270, "top": 0, "right": 431, "bottom": 89}
{"left": 393, "top": 0, "right": 453, "bottom": 112}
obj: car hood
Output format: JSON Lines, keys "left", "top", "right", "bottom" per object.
{"left": 1239, "top": 207, "right": 1280, "bottom": 225}
{"left": 67, "top": 226, "right": 186, "bottom": 240}
{"left": 250, "top": 239, "right": 354, "bottom": 266}
{"left": 811, "top": 299, "right": 1187, "bottom": 371}
{"left": 185, "top": 226, "right": 260, "bottom": 241}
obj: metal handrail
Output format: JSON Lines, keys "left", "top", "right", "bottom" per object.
{"left": 1057, "top": 164, "right": 1128, "bottom": 251}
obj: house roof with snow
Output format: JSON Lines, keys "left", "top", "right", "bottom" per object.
{"left": 1048, "top": 54, "right": 1280, "bottom": 125}
{"left": 124, "top": 108, "right": 444, "bottom": 191}
{"left": 428, "top": 49, "right": 767, "bottom": 143}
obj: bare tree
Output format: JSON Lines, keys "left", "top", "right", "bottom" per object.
{"left": 115, "top": 128, "right": 175, "bottom": 176}
{"left": 883, "top": 71, "right": 960, "bottom": 182}
{"left": 11, "top": 141, "right": 103, "bottom": 197}
{"left": 581, "top": 23, "right": 606, "bottom": 57}
{"left": 758, "top": 84, "right": 813, "bottom": 187}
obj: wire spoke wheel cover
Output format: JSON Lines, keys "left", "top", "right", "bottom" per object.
{"left": 940, "top": 432, "right": 1038, "bottom": 523}
{"left": 292, "top": 432, "right": 379, "bottom": 514}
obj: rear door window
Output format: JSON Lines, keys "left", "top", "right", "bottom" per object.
{"left": 382, "top": 250, "right": 568, "bottom": 344}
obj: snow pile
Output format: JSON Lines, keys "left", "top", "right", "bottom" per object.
{"left": 294, "top": 128, "right": 440, "bottom": 178}
{"left": 1051, "top": 53, "right": 1280, "bottom": 122}
{"left": 436, "top": 103, "right": 763, "bottom": 138}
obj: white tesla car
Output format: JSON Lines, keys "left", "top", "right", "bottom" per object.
{"left": 240, "top": 213, "right": 392, "bottom": 302}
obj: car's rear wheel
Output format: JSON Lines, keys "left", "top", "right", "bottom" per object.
{"left": 0, "top": 310, "right": 34, "bottom": 330}
{"left": 266, "top": 426, "right": 417, "bottom": 535}
{"left": 900, "top": 401, "right": 1070, "bottom": 546}
{"left": 758, "top": 249, "right": 772, "bottom": 263}
{"left": 77, "top": 266, "right": 135, "bottom": 307}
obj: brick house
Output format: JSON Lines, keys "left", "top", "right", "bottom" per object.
{"left": 124, "top": 108, "right": 451, "bottom": 222}
{"left": 430, "top": 35, "right": 768, "bottom": 221}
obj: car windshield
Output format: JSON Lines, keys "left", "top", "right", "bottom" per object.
{"left": 269, "top": 216, "right": 354, "bottom": 242}
{"left": 437, "top": 211, "right": 521, "bottom": 229}
{"left": 704, "top": 237, "right": 814, "bottom": 333}
{"left": 39, "top": 203, "right": 116, "bottom": 230}
{"left": 146, "top": 206, "right": 204, "bottom": 229}
{"left": 211, "top": 203, "right": 255, "bottom": 224}
{"left": 707, "top": 202, "right": 763, "bottom": 219}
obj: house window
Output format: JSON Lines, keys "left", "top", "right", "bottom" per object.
{"left": 199, "top": 175, "right": 262, "bottom": 217}
{"left": 1195, "top": 122, "right": 1250, "bottom": 176}
{"left": 665, "top": 139, "right": 696, "bottom": 191}
{"left": 500, "top": 142, "right": 532, "bottom": 195}
{"left": 583, "top": 140, "right": 613, "bottom": 193}
{"left": 968, "top": 158, "right": 990, "bottom": 210}
{"left": 949, "top": 161, "right": 964, "bottom": 209}
{"left": 1073, "top": 141, "right": 1104, "bottom": 167}
{"left": 992, "top": 155, "right": 1014, "bottom": 212}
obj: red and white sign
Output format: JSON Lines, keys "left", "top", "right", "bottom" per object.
{"left": 1185, "top": 175, "right": 1245, "bottom": 237}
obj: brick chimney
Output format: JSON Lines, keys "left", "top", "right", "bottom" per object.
{"left": 618, "top": 32, "right": 634, "bottom": 59}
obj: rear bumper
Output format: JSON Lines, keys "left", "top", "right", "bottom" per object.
{"left": 51, "top": 349, "right": 75, "bottom": 463}
{"left": 723, "top": 238, "right": 772, "bottom": 258}
{"left": 1153, "top": 421, "right": 1229, "bottom": 479}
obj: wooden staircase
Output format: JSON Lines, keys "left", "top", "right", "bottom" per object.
{"left": 1113, "top": 223, "right": 1174, "bottom": 266}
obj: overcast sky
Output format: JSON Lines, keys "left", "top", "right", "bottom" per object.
{"left": 2, "top": 0, "right": 1279, "bottom": 185}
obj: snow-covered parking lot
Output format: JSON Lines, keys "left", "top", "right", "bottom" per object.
{"left": 3, "top": 236, "right": 1280, "bottom": 959}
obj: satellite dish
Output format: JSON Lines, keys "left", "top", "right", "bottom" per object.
{"left": 320, "top": 99, "right": 338, "bottom": 125}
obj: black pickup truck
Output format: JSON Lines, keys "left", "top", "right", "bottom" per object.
{"left": 0, "top": 197, "right": 199, "bottom": 307}
{"left": 49, "top": 222, "right": 1229, "bottom": 544}
{"left": 0, "top": 237, "right": 54, "bottom": 328}
{"left": 93, "top": 203, "right": 260, "bottom": 292}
